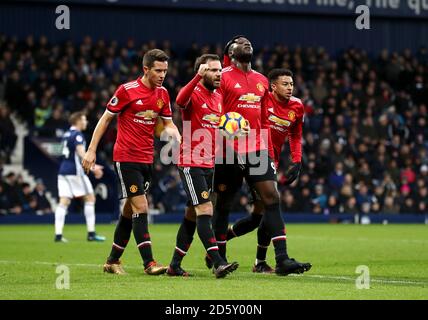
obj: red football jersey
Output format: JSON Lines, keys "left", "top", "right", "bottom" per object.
{"left": 218, "top": 65, "right": 269, "bottom": 155}
{"left": 106, "top": 77, "right": 172, "bottom": 163}
{"left": 266, "top": 92, "right": 304, "bottom": 167}
{"left": 176, "top": 75, "right": 222, "bottom": 168}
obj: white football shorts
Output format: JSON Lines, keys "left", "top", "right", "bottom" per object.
{"left": 58, "top": 175, "right": 94, "bottom": 198}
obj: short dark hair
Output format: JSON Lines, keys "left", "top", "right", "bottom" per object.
{"left": 268, "top": 68, "right": 294, "bottom": 85}
{"left": 69, "top": 111, "right": 86, "bottom": 125}
{"left": 143, "top": 49, "right": 169, "bottom": 68}
{"left": 194, "top": 54, "right": 221, "bottom": 72}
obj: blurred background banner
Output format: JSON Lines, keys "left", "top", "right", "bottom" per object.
{"left": 1, "top": 1, "right": 428, "bottom": 54}
{"left": 16, "top": 0, "right": 428, "bottom": 18}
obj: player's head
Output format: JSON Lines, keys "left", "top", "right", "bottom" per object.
{"left": 268, "top": 68, "right": 294, "bottom": 101}
{"left": 69, "top": 111, "right": 88, "bottom": 131}
{"left": 142, "top": 49, "right": 169, "bottom": 88}
{"left": 194, "top": 54, "right": 222, "bottom": 91}
{"left": 228, "top": 36, "right": 253, "bottom": 64}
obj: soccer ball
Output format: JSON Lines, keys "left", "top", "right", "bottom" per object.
{"left": 218, "top": 112, "right": 248, "bottom": 139}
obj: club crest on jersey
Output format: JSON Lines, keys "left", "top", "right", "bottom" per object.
{"left": 238, "top": 93, "right": 261, "bottom": 103}
{"left": 288, "top": 111, "right": 296, "bottom": 121}
{"left": 269, "top": 114, "right": 291, "bottom": 127}
{"left": 157, "top": 99, "right": 165, "bottom": 108}
{"left": 130, "top": 185, "right": 138, "bottom": 193}
{"left": 201, "top": 191, "right": 209, "bottom": 199}
{"left": 109, "top": 96, "right": 119, "bottom": 106}
{"left": 135, "top": 110, "right": 158, "bottom": 120}
{"left": 256, "top": 83, "right": 265, "bottom": 93}
{"left": 202, "top": 114, "right": 220, "bottom": 125}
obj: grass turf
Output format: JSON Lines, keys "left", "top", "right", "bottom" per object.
{"left": 0, "top": 223, "right": 427, "bottom": 300}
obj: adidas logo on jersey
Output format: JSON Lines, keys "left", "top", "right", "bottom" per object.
{"left": 201, "top": 103, "right": 208, "bottom": 108}
{"left": 234, "top": 83, "right": 242, "bottom": 89}
{"left": 136, "top": 99, "right": 143, "bottom": 105}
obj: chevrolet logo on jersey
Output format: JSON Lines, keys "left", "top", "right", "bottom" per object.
{"left": 238, "top": 93, "right": 261, "bottom": 103}
{"left": 135, "top": 110, "right": 158, "bottom": 120}
{"left": 269, "top": 114, "right": 291, "bottom": 127}
{"left": 202, "top": 114, "right": 220, "bottom": 125}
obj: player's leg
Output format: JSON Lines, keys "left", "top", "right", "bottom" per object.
{"left": 82, "top": 175, "right": 105, "bottom": 241}
{"left": 54, "top": 196, "right": 70, "bottom": 242}
{"left": 195, "top": 201, "right": 239, "bottom": 278}
{"left": 55, "top": 175, "right": 73, "bottom": 242}
{"left": 248, "top": 152, "right": 311, "bottom": 275}
{"left": 125, "top": 163, "right": 167, "bottom": 275}
{"left": 212, "top": 163, "right": 243, "bottom": 262}
{"left": 167, "top": 205, "right": 196, "bottom": 276}
{"left": 226, "top": 188, "right": 263, "bottom": 241}
{"left": 177, "top": 167, "right": 239, "bottom": 278}
{"left": 252, "top": 181, "right": 311, "bottom": 275}
{"left": 104, "top": 198, "right": 132, "bottom": 275}
{"left": 253, "top": 213, "right": 274, "bottom": 273}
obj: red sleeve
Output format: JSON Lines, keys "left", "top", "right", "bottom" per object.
{"left": 159, "top": 91, "right": 172, "bottom": 119}
{"left": 288, "top": 106, "right": 304, "bottom": 163}
{"left": 107, "top": 85, "right": 130, "bottom": 114}
{"left": 176, "top": 74, "right": 202, "bottom": 108}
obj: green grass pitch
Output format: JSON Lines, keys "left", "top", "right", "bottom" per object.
{"left": 0, "top": 223, "right": 427, "bottom": 300}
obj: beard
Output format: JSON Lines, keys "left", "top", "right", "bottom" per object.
{"left": 233, "top": 50, "right": 252, "bottom": 63}
{"left": 204, "top": 80, "right": 216, "bottom": 91}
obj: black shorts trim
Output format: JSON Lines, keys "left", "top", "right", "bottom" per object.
{"left": 114, "top": 162, "right": 152, "bottom": 199}
{"left": 179, "top": 167, "right": 213, "bottom": 206}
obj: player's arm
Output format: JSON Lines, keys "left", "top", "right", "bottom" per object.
{"left": 284, "top": 110, "right": 303, "bottom": 185}
{"left": 162, "top": 118, "right": 181, "bottom": 144}
{"left": 83, "top": 85, "right": 128, "bottom": 173}
{"left": 176, "top": 73, "right": 203, "bottom": 108}
{"left": 77, "top": 143, "right": 104, "bottom": 178}
{"left": 82, "top": 111, "right": 115, "bottom": 174}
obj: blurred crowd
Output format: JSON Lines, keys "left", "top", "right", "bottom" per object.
{"left": 0, "top": 163, "right": 52, "bottom": 215}
{"left": 0, "top": 34, "right": 427, "bottom": 215}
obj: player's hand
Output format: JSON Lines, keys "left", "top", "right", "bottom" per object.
{"left": 82, "top": 149, "right": 96, "bottom": 174}
{"left": 91, "top": 164, "right": 104, "bottom": 179}
{"left": 239, "top": 120, "right": 251, "bottom": 137}
{"left": 197, "top": 63, "right": 209, "bottom": 77}
{"left": 284, "top": 162, "right": 301, "bottom": 185}
{"left": 164, "top": 126, "right": 182, "bottom": 144}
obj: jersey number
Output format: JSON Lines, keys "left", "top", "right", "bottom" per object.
{"left": 62, "top": 141, "right": 70, "bottom": 158}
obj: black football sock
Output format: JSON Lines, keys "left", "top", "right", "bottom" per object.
{"left": 107, "top": 215, "right": 132, "bottom": 263}
{"left": 132, "top": 213, "right": 154, "bottom": 268}
{"left": 171, "top": 217, "right": 196, "bottom": 267}
{"left": 263, "top": 203, "right": 289, "bottom": 264}
{"left": 197, "top": 215, "right": 225, "bottom": 268}
{"left": 227, "top": 213, "right": 262, "bottom": 240}
{"left": 256, "top": 218, "right": 271, "bottom": 262}
{"left": 212, "top": 193, "right": 233, "bottom": 260}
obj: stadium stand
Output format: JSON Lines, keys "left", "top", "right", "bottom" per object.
{"left": 0, "top": 33, "right": 427, "bottom": 217}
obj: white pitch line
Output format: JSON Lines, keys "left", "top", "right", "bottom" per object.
{"left": 0, "top": 259, "right": 427, "bottom": 286}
